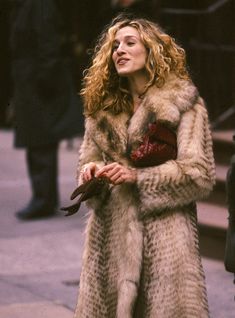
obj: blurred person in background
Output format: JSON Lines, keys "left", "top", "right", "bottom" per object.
{"left": 73, "top": 14, "right": 215, "bottom": 317}
{"left": 9, "top": 0, "right": 82, "bottom": 220}
{"left": 0, "top": 0, "right": 12, "bottom": 128}
{"left": 224, "top": 134, "right": 235, "bottom": 283}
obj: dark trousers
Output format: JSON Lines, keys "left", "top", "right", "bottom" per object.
{"left": 226, "top": 154, "right": 235, "bottom": 213}
{"left": 26, "top": 143, "right": 59, "bottom": 210}
{"left": 225, "top": 154, "right": 235, "bottom": 274}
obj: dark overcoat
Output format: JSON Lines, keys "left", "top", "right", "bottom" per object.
{"left": 10, "top": 0, "right": 83, "bottom": 148}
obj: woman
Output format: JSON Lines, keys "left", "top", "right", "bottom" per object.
{"left": 74, "top": 14, "right": 215, "bottom": 318}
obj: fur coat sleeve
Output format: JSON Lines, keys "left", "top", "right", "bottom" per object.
{"left": 136, "top": 98, "right": 216, "bottom": 217}
{"left": 77, "top": 126, "right": 104, "bottom": 182}
{"left": 77, "top": 122, "right": 111, "bottom": 208}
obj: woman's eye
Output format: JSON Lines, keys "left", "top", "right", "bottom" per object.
{"left": 112, "top": 41, "right": 135, "bottom": 51}
{"left": 113, "top": 44, "right": 119, "bottom": 51}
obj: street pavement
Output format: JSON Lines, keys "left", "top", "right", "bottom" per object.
{"left": 0, "top": 129, "right": 235, "bottom": 318}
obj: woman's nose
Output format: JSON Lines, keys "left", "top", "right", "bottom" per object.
{"left": 116, "top": 44, "right": 125, "bottom": 54}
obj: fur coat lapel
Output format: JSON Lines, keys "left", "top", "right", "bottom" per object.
{"left": 87, "top": 110, "right": 130, "bottom": 164}
{"left": 88, "top": 74, "right": 199, "bottom": 161}
{"left": 127, "top": 74, "right": 199, "bottom": 146}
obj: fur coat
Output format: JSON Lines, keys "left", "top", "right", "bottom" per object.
{"left": 74, "top": 74, "right": 216, "bottom": 318}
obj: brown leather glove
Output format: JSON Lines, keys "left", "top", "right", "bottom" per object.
{"left": 61, "top": 177, "right": 108, "bottom": 216}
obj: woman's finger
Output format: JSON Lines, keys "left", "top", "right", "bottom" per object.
{"left": 108, "top": 170, "right": 123, "bottom": 183}
{"left": 112, "top": 175, "right": 124, "bottom": 185}
{"left": 97, "top": 163, "right": 120, "bottom": 177}
{"left": 81, "top": 163, "right": 97, "bottom": 182}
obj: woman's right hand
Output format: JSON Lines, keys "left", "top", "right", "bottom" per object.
{"left": 80, "top": 162, "right": 98, "bottom": 182}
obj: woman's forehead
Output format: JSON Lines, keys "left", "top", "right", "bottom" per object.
{"left": 114, "top": 26, "right": 140, "bottom": 40}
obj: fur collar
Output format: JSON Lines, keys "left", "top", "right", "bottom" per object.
{"left": 86, "top": 74, "right": 199, "bottom": 162}
{"left": 144, "top": 73, "right": 199, "bottom": 123}
{"left": 128, "top": 74, "right": 198, "bottom": 145}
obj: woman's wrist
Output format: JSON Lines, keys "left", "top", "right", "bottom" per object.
{"left": 130, "top": 168, "right": 137, "bottom": 183}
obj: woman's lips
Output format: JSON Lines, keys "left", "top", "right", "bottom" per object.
{"left": 117, "top": 58, "right": 129, "bottom": 65}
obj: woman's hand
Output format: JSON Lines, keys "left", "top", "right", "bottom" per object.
{"left": 80, "top": 162, "right": 98, "bottom": 182}
{"left": 96, "top": 162, "right": 137, "bottom": 185}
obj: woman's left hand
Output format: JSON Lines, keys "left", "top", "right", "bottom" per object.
{"left": 96, "top": 162, "right": 137, "bottom": 185}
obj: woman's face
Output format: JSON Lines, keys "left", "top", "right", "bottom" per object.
{"left": 112, "top": 26, "right": 147, "bottom": 78}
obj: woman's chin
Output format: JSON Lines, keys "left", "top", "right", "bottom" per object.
{"left": 117, "top": 70, "right": 131, "bottom": 77}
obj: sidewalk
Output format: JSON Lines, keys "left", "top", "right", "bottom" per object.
{"left": 0, "top": 129, "right": 234, "bottom": 318}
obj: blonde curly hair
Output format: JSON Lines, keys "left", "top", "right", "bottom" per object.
{"left": 81, "top": 14, "right": 189, "bottom": 116}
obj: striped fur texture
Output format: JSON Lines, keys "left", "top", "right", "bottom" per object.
{"left": 74, "top": 74, "right": 216, "bottom": 318}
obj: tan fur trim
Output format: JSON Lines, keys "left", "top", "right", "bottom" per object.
{"left": 86, "top": 113, "right": 130, "bottom": 165}
{"left": 93, "top": 74, "right": 199, "bottom": 150}
{"left": 145, "top": 74, "right": 199, "bottom": 124}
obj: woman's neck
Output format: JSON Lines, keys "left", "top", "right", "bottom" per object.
{"left": 128, "top": 72, "right": 149, "bottom": 112}
{"left": 132, "top": 94, "right": 143, "bottom": 112}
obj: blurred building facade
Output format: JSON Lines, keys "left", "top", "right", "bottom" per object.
{"left": 159, "top": 0, "right": 235, "bottom": 128}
